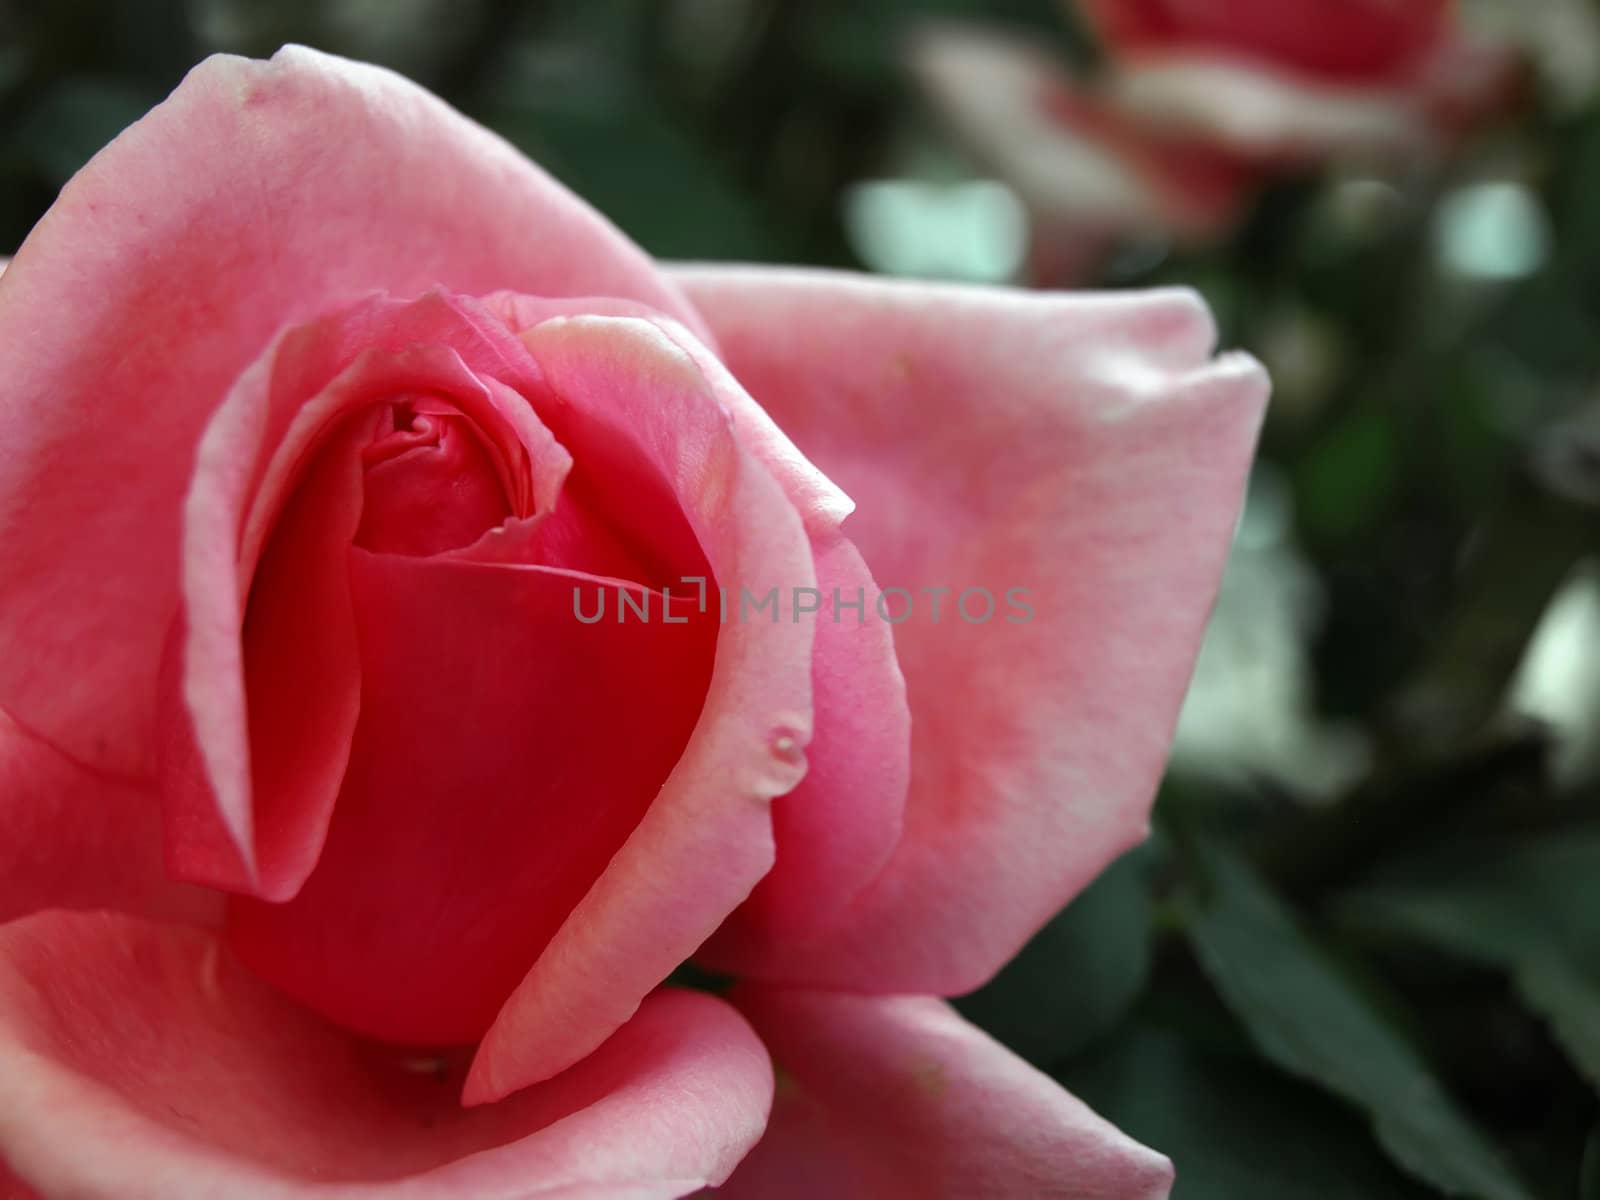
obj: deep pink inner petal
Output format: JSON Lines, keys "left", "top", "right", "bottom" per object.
{"left": 239, "top": 414, "right": 377, "bottom": 894}
{"left": 165, "top": 295, "right": 574, "bottom": 901}
{"left": 161, "top": 409, "right": 377, "bottom": 897}
{"left": 226, "top": 553, "right": 717, "bottom": 1046}
{"left": 357, "top": 409, "right": 514, "bottom": 557}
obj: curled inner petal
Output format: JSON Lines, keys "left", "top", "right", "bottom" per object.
{"left": 357, "top": 404, "right": 516, "bottom": 558}
{"left": 162, "top": 293, "right": 575, "bottom": 903}
{"left": 226, "top": 557, "right": 718, "bottom": 1045}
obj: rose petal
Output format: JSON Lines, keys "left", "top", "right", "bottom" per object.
{"left": 356, "top": 412, "right": 515, "bottom": 557}
{"left": 480, "top": 292, "right": 854, "bottom": 538}
{"left": 0, "top": 709, "right": 218, "bottom": 927}
{"left": 674, "top": 266, "right": 1267, "bottom": 993}
{"left": 227, "top": 557, "right": 717, "bottom": 1047}
{"left": 0, "top": 912, "right": 771, "bottom": 1198}
{"left": 707, "top": 534, "right": 909, "bottom": 947}
{"left": 709, "top": 987, "right": 1172, "bottom": 1199}
{"left": 623, "top": 340, "right": 908, "bottom": 947}
{"left": 0, "top": 44, "right": 700, "bottom": 778}
{"left": 159, "top": 406, "right": 371, "bottom": 897}
{"left": 231, "top": 294, "right": 571, "bottom": 580}
{"left": 1, "top": 1162, "right": 31, "bottom": 1198}
{"left": 465, "top": 316, "right": 819, "bottom": 1102}
{"left": 484, "top": 294, "right": 911, "bottom": 945}
{"left": 165, "top": 293, "right": 571, "bottom": 900}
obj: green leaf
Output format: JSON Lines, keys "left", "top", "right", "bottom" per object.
{"left": 955, "top": 847, "right": 1152, "bottom": 1066}
{"left": 1062, "top": 1025, "right": 1433, "bottom": 1199}
{"left": 1335, "top": 828, "right": 1600, "bottom": 1087}
{"left": 1294, "top": 402, "right": 1400, "bottom": 546}
{"left": 1582, "top": 1124, "right": 1600, "bottom": 1200}
{"left": 1182, "top": 837, "right": 1537, "bottom": 1200}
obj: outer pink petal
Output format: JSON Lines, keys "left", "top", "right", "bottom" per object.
{"left": 708, "top": 987, "right": 1172, "bottom": 1199}
{"left": 464, "top": 316, "right": 817, "bottom": 1103}
{"left": 0, "top": 912, "right": 771, "bottom": 1199}
{"left": 0, "top": 44, "right": 701, "bottom": 778}
{"left": 0, "top": 711, "right": 219, "bottom": 927}
{"left": 674, "top": 266, "right": 1267, "bottom": 993}
{"left": 483, "top": 293, "right": 911, "bottom": 945}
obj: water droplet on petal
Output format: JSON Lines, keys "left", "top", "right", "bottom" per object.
{"left": 769, "top": 726, "right": 806, "bottom": 768}
{"left": 754, "top": 722, "right": 810, "bottom": 799}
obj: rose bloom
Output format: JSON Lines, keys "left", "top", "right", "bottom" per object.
{"left": 1075, "top": 0, "right": 1525, "bottom": 162}
{"left": 910, "top": 3, "right": 1523, "bottom": 284}
{"left": 0, "top": 47, "right": 1266, "bottom": 1199}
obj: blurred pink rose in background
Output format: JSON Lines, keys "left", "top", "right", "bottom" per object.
{"left": 910, "top": 1, "right": 1525, "bottom": 284}
{"left": 0, "top": 45, "right": 1264, "bottom": 1200}
{"left": 1077, "top": 0, "right": 1524, "bottom": 161}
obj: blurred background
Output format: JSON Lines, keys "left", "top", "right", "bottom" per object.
{"left": 4, "top": 1, "right": 1599, "bottom": 1195}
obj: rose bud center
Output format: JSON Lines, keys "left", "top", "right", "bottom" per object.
{"left": 355, "top": 397, "right": 515, "bottom": 558}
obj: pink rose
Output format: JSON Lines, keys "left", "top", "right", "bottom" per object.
{"left": 1075, "top": 0, "right": 1525, "bottom": 162}
{"left": 909, "top": 6, "right": 1524, "bottom": 284}
{"left": 0, "top": 47, "right": 1266, "bottom": 1199}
